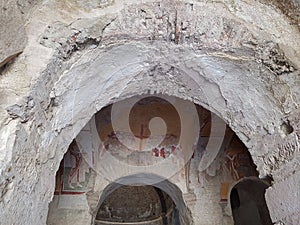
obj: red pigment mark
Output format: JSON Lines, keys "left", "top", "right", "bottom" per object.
{"left": 108, "top": 131, "right": 117, "bottom": 140}
{"left": 160, "top": 148, "right": 166, "bottom": 158}
{"left": 153, "top": 148, "right": 159, "bottom": 157}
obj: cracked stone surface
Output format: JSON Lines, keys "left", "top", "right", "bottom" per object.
{"left": 0, "top": 0, "right": 299, "bottom": 225}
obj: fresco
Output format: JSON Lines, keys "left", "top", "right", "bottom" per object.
{"left": 53, "top": 99, "right": 208, "bottom": 194}
{"left": 55, "top": 141, "right": 91, "bottom": 194}
{"left": 219, "top": 136, "right": 259, "bottom": 202}
{"left": 224, "top": 146, "right": 258, "bottom": 181}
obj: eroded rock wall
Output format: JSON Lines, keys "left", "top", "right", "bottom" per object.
{"left": 0, "top": 0, "right": 299, "bottom": 224}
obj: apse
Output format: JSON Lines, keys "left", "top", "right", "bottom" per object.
{"left": 95, "top": 185, "right": 177, "bottom": 225}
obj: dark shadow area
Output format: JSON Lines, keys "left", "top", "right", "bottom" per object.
{"left": 230, "top": 179, "right": 273, "bottom": 225}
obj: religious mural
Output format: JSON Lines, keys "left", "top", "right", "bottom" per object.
{"left": 53, "top": 98, "right": 190, "bottom": 194}
{"left": 94, "top": 98, "right": 187, "bottom": 167}
{"left": 224, "top": 136, "right": 258, "bottom": 181}
{"left": 220, "top": 136, "right": 259, "bottom": 202}
{"left": 54, "top": 141, "right": 91, "bottom": 194}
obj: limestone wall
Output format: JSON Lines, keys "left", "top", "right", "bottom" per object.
{"left": 0, "top": 0, "right": 299, "bottom": 225}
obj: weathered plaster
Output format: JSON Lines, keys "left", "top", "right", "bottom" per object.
{"left": 0, "top": 0, "right": 299, "bottom": 224}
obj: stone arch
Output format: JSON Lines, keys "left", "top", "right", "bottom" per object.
{"left": 41, "top": 41, "right": 285, "bottom": 224}
{"left": 92, "top": 173, "right": 193, "bottom": 225}
{"left": 227, "top": 177, "right": 272, "bottom": 225}
{"left": 1, "top": 1, "right": 299, "bottom": 224}
{"left": 7, "top": 39, "right": 286, "bottom": 225}
{"left": 50, "top": 41, "right": 283, "bottom": 178}
{"left": 95, "top": 185, "right": 176, "bottom": 224}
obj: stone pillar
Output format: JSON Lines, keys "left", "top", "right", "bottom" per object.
{"left": 266, "top": 168, "right": 300, "bottom": 224}
{"left": 262, "top": 109, "right": 300, "bottom": 225}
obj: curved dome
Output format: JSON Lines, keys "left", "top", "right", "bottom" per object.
{"left": 96, "top": 185, "right": 174, "bottom": 223}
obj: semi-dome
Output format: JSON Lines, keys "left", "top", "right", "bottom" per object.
{"left": 95, "top": 185, "right": 174, "bottom": 224}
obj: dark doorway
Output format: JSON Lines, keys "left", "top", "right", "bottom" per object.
{"left": 230, "top": 179, "right": 272, "bottom": 225}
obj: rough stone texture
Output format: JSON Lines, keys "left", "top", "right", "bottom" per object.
{"left": 266, "top": 171, "right": 300, "bottom": 224}
{"left": 0, "top": 0, "right": 299, "bottom": 225}
{"left": 259, "top": 0, "right": 300, "bottom": 28}
{"left": 0, "top": 0, "right": 41, "bottom": 68}
{"left": 0, "top": 1, "right": 25, "bottom": 68}
{"left": 47, "top": 195, "right": 92, "bottom": 225}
